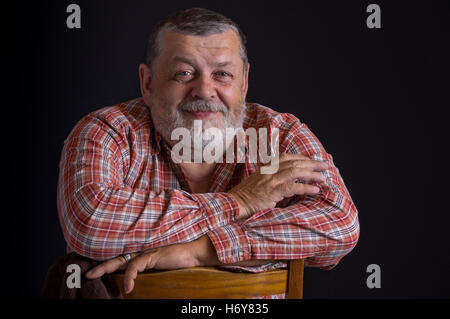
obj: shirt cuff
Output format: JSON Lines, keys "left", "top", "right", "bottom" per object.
{"left": 206, "top": 223, "right": 251, "bottom": 264}
{"left": 189, "top": 192, "right": 239, "bottom": 230}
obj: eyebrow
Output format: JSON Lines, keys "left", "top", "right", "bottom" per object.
{"left": 172, "top": 56, "right": 234, "bottom": 68}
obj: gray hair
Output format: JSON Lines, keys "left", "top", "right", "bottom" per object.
{"left": 145, "top": 8, "right": 248, "bottom": 72}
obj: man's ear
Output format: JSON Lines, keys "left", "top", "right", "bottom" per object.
{"left": 139, "top": 63, "right": 153, "bottom": 104}
{"left": 242, "top": 63, "right": 250, "bottom": 98}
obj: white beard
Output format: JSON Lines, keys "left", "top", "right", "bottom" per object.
{"left": 151, "top": 99, "right": 246, "bottom": 162}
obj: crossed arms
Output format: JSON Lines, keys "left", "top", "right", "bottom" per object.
{"left": 57, "top": 107, "right": 359, "bottom": 293}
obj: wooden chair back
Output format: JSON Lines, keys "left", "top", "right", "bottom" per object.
{"left": 113, "top": 260, "right": 304, "bottom": 299}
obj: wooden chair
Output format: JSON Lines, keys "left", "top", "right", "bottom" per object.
{"left": 113, "top": 260, "right": 304, "bottom": 299}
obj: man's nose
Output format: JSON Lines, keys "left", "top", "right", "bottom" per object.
{"left": 190, "top": 75, "right": 217, "bottom": 101}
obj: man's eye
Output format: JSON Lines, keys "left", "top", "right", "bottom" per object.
{"left": 214, "top": 71, "right": 233, "bottom": 82}
{"left": 174, "top": 71, "right": 194, "bottom": 82}
{"left": 178, "top": 71, "right": 192, "bottom": 77}
{"left": 216, "top": 71, "right": 230, "bottom": 77}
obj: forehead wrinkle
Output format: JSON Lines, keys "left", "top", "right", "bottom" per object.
{"left": 172, "top": 55, "right": 236, "bottom": 70}
{"left": 172, "top": 56, "right": 197, "bottom": 67}
{"left": 162, "top": 31, "right": 242, "bottom": 70}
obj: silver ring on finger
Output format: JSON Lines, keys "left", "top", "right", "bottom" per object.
{"left": 122, "top": 253, "right": 132, "bottom": 263}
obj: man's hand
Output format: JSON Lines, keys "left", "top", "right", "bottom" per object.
{"left": 229, "top": 153, "right": 329, "bottom": 220}
{"left": 86, "top": 235, "right": 278, "bottom": 294}
{"left": 85, "top": 236, "right": 218, "bottom": 294}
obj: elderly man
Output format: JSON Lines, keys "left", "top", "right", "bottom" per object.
{"left": 57, "top": 8, "right": 359, "bottom": 297}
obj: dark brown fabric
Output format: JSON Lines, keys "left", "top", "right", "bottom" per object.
{"left": 42, "top": 252, "right": 122, "bottom": 299}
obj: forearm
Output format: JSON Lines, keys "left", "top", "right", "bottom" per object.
{"left": 58, "top": 181, "right": 239, "bottom": 260}
{"left": 189, "top": 235, "right": 276, "bottom": 267}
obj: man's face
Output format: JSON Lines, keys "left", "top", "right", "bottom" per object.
{"left": 140, "top": 29, "right": 249, "bottom": 151}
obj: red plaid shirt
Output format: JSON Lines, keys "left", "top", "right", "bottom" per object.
{"left": 57, "top": 97, "right": 359, "bottom": 281}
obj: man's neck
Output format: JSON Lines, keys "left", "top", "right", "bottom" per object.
{"left": 179, "top": 162, "right": 216, "bottom": 193}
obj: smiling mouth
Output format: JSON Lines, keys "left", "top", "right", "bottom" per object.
{"left": 183, "top": 111, "right": 219, "bottom": 119}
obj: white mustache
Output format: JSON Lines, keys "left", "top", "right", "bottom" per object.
{"left": 177, "top": 100, "right": 228, "bottom": 115}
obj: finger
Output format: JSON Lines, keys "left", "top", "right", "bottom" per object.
{"left": 278, "top": 159, "right": 329, "bottom": 172}
{"left": 276, "top": 182, "right": 321, "bottom": 198}
{"left": 118, "top": 252, "right": 139, "bottom": 271}
{"left": 278, "top": 153, "right": 311, "bottom": 162}
{"left": 123, "top": 263, "right": 139, "bottom": 294}
{"left": 274, "top": 167, "right": 327, "bottom": 184}
{"left": 85, "top": 264, "right": 106, "bottom": 279}
{"left": 86, "top": 256, "right": 126, "bottom": 279}
{"left": 123, "top": 256, "right": 149, "bottom": 294}
{"left": 118, "top": 262, "right": 128, "bottom": 271}
{"left": 291, "top": 182, "right": 322, "bottom": 196}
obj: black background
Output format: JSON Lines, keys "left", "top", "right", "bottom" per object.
{"left": 7, "top": 0, "right": 449, "bottom": 299}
